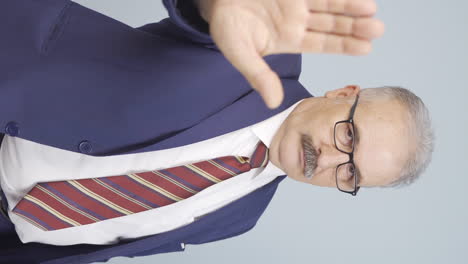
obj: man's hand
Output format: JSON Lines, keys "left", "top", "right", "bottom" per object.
{"left": 195, "top": 0, "right": 384, "bottom": 108}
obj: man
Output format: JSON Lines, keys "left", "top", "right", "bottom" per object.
{"left": 0, "top": 0, "right": 433, "bottom": 263}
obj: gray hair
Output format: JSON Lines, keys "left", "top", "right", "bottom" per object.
{"left": 358, "top": 86, "right": 434, "bottom": 188}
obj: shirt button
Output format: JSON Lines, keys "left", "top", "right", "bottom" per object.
{"left": 5, "top": 122, "right": 19, "bottom": 137}
{"left": 78, "top": 140, "right": 93, "bottom": 154}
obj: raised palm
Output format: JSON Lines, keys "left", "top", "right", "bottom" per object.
{"left": 203, "top": 0, "right": 384, "bottom": 108}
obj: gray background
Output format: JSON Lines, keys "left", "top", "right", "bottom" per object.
{"left": 72, "top": 0, "right": 468, "bottom": 263}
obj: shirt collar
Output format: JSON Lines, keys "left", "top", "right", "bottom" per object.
{"left": 250, "top": 99, "right": 304, "bottom": 148}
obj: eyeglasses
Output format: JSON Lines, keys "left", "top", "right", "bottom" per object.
{"left": 333, "top": 94, "right": 360, "bottom": 196}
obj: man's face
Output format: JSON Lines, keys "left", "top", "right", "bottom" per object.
{"left": 269, "top": 85, "right": 412, "bottom": 189}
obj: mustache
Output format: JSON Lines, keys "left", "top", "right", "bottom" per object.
{"left": 301, "top": 134, "right": 318, "bottom": 179}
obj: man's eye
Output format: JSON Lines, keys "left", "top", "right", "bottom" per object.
{"left": 345, "top": 126, "right": 354, "bottom": 145}
{"left": 339, "top": 163, "right": 355, "bottom": 181}
{"left": 344, "top": 164, "right": 356, "bottom": 181}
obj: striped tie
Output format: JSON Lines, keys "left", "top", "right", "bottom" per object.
{"left": 12, "top": 141, "right": 269, "bottom": 231}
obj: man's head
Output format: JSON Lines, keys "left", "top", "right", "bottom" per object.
{"left": 269, "top": 85, "right": 434, "bottom": 193}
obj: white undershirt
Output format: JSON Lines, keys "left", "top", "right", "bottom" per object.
{"left": 0, "top": 100, "right": 301, "bottom": 246}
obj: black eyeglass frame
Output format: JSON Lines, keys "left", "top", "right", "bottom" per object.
{"left": 333, "top": 94, "right": 361, "bottom": 196}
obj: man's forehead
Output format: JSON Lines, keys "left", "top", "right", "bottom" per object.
{"left": 353, "top": 100, "right": 409, "bottom": 186}
{"left": 356, "top": 142, "right": 404, "bottom": 186}
{"left": 357, "top": 97, "right": 407, "bottom": 120}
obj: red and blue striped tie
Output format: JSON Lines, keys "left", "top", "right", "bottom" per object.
{"left": 12, "top": 141, "right": 269, "bottom": 231}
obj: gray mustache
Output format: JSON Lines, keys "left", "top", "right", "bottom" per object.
{"left": 302, "top": 134, "right": 318, "bottom": 179}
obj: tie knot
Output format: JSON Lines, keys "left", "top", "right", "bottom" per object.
{"left": 249, "top": 141, "right": 269, "bottom": 168}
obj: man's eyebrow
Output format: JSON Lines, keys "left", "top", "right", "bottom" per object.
{"left": 354, "top": 122, "right": 360, "bottom": 149}
{"left": 353, "top": 124, "right": 364, "bottom": 185}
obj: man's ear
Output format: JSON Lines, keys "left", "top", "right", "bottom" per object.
{"left": 325, "top": 85, "right": 361, "bottom": 99}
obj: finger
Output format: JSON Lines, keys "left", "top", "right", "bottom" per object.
{"left": 307, "top": 13, "right": 385, "bottom": 39}
{"left": 220, "top": 44, "right": 284, "bottom": 109}
{"left": 307, "top": 0, "right": 377, "bottom": 17}
{"left": 352, "top": 17, "right": 385, "bottom": 39}
{"left": 301, "top": 31, "right": 372, "bottom": 55}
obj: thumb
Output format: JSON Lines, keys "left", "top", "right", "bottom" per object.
{"left": 222, "top": 46, "right": 284, "bottom": 109}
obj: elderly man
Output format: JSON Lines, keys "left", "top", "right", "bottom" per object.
{"left": 0, "top": 0, "right": 433, "bottom": 263}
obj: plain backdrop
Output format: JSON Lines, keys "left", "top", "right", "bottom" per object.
{"left": 69, "top": 1, "right": 468, "bottom": 263}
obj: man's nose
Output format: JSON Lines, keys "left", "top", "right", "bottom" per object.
{"left": 317, "top": 145, "right": 351, "bottom": 169}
